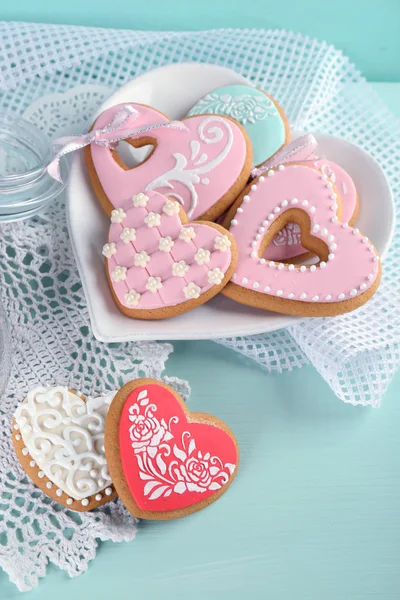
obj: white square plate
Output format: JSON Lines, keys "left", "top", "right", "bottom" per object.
{"left": 66, "top": 63, "right": 395, "bottom": 342}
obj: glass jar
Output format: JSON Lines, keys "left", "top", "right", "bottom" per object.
{"left": 0, "top": 112, "right": 67, "bottom": 222}
{"left": 0, "top": 301, "right": 11, "bottom": 399}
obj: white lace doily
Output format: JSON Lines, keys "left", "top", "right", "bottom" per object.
{"left": 0, "top": 23, "right": 399, "bottom": 591}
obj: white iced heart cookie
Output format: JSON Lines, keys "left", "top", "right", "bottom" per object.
{"left": 13, "top": 386, "right": 117, "bottom": 512}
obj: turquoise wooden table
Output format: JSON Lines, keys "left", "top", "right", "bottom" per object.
{"left": 1, "top": 5, "right": 400, "bottom": 597}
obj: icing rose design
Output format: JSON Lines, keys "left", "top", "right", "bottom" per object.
{"left": 190, "top": 92, "right": 276, "bottom": 126}
{"left": 207, "top": 267, "right": 224, "bottom": 285}
{"left": 111, "top": 266, "right": 127, "bottom": 282}
{"left": 134, "top": 250, "right": 151, "bottom": 268}
{"left": 146, "top": 276, "right": 163, "bottom": 293}
{"left": 183, "top": 282, "right": 201, "bottom": 300}
{"left": 194, "top": 248, "right": 210, "bottom": 265}
{"left": 132, "top": 192, "right": 149, "bottom": 207}
{"left": 129, "top": 409, "right": 167, "bottom": 454}
{"left": 144, "top": 212, "right": 161, "bottom": 228}
{"left": 102, "top": 242, "right": 117, "bottom": 258}
{"left": 120, "top": 227, "right": 136, "bottom": 244}
{"left": 214, "top": 235, "right": 231, "bottom": 252}
{"left": 172, "top": 260, "right": 190, "bottom": 277}
{"left": 125, "top": 289, "right": 141, "bottom": 307}
{"left": 159, "top": 236, "right": 175, "bottom": 252}
{"left": 179, "top": 227, "right": 196, "bottom": 243}
{"left": 110, "top": 208, "right": 126, "bottom": 224}
{"left": 163, "top": 199, "right": 180, "bottom": 216}
{"left": 179, "top": 451, "right": 218, "bottom": 490}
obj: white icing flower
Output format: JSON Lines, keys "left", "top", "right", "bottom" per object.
{"left": 120, "top": 228, "right": 136, "bottom": 244}
{"left": 146, "top": 276, "right": 163, "bottom": 293}
{"left": 172, "top": 260, "right": 190, "bottom": 277}
{"left": 144, "top": 212, "right": 161, "bottom": 228}
{"left": 159, "top": 236, "right": 175, "bottom": 252}
{"left": 132, "top": 192, "right": 149, "bottom": 207}
{"left": 179, "top": 227, "right": 196, "bottom": 243}
{"left": 111, "top": 266, "right": 127, "bottom": 282}
{"left": 134, "top": 250, "right": 151, "bottom": 268}
{"left": 102, "top": 242, "right": 116, "bottom": 258}
{"left": 110, "top": 208, "right": 126, "bottom": 224}
{"left": 214, "top": 235, "right": 231, "bottom": 252}
{"left": 183, "top": 282, "right": 201, "bottom": 300}
{"left": 207, "top": 267, "right": 224, "bottom": 285}
{"left": 163, "top": 199, "right": 181, "bottom": 216}
{"left": 194, "top": 248, "right": 210, "bottom": 265}
{"left": 125, "top": 289, "right": 141, "bottom": 307}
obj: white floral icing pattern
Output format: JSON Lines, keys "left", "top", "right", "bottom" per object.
{"left": 110, "top": 208, "right": 126, "bottom": 224}
{"left": 194, "top": 248, "right": 211, "bottom": 265}
{"left": 102, "top": 242, "right": 116, "bottom": 258}
{"left": 214, "top": 235, "right": 231, "bottom": 252}
{"left": 120, "top": 228, "right": 136, "bottom": 244}
{"left": 14, "top": 387, "right": 114, "bottom": 500}
{"left": 207, "top": 267, "right": 224, "bottom": 285}
{"left": 146, "top": 276, "right": 163, "bottom": 293}
{"left": 183, "top": 282, "right": 201, "bottom": 299}
{"left": 144, "top": 212, "right": 161, "bottom": 228}
{"left": 163, "top": 199, "right": 180, "bottom": 216}
{"left": 188, "top": 92, "right": 277, "bottom": 126}
{"left": 127, "top": 388, "right": 236, "bottom": 500}
{"left": 172, "top": 261, "right": 190, "bottom": 277}
{"left": 125, "top": 289, "right": 141, "bottom": 307}
{"left": 159, "top": 236, "right": 175, "bottom": 252}
{"left": 179, "top": 227, "right": 196, "bottom": 243}
{"left": 132, "top": 192, "right": 149, "bottom": 207}
{"left": 134, "top": 250, "right": 151, "bottom": 268}
{"left": 111, "top": 266, "right": 127, "bottom": 282}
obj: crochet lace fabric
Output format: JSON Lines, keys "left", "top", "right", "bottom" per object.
{"left": 0, "top": 23, "right": 399, "bottom": 590}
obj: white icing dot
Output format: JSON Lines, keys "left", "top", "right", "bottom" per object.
{"left": 321, "top": 174, "right": 328, "bottom": 180}
{"left": 331, "top": 216, "right": 338, "bottom": 222}
{"left": 277, "top": 290, "right": 283, "bottom": 296}
{"left": 328, "top": 253, "right": 335, "bottom": 260}
{"left": 242, "top": 277, "right": 248, "bottom": 285}
{"left": 320, "top": 261, "right": 326, "bottom": 269}
{"left": 328, "top": 235, "right": 335, "bottom": 242}
{"left": 350, "top": 288, "right": 357, "bottom": 296}
{"left": 255, "top": 234, "right": 261, "bottom": 240}
{"left": 353, "top": 228, "right": 359, "bottom": 234}
{"left": 338, "top": 293, "right": 345, "bottom": 300}
{"left": 56, "top": 489, "right": 63, "bottom": 497}
{"left": 267, "top": 170, "right": 275, "bottom": 177}
{"left": 278, "top": 165, "right": 285, "bottom": 171}
{"left": 288, "top": 293, "right": 295, "bottom": 299}
{"left": 95, "top": 494, "right": 102, "bottom": 501}
{"left": 277, "top": 264, "right": 284, "bottom": 271}
{"left": 66, "top": 498, "right": 73, "bottom": 505}
{"left": 342, "top": 222, "right": 349, "bottom": 228}
{"left": 29, "top": 460, "right": 35, "bottom": 468}
{"left": 243, "top": 195, "right": 250, "bottom": 203}
{"left": 38, "top": 471, "right": 44, "bottom": 478}
{"left": 105, "top": 488, "right": 113, "bottom": 496}
{"left": 331, "top": 203, "right": 338, "bottom": 210}
{"left": 231, "top": 219, "right": 238, "bottom": 226}
{"left": 360, "top": 283, "right": 367, "bottom": 290}
{"left": 232, "top": 273, "right": 237, "bottom": 280}
{"left": 310, "top": 207, "right": 316, "bottom": 213}
{"left": 312, "top": 295, "right": 319, "bottom": 301}
{"left": 260, "top": 258, "right": 266, "bottom": 264}
{"left": 281, "top": 200, "right": 288, "bottom": 207}
{"left": 251, "top": 241, "right": 258, "bottom": 247}
{"left": 330, "top": 193, "right": 337, "bottom": 200}
{"left": 291, "top": 198, "right": 298, "bottom": 205}
{"left": 300, "top": 266, "right": 306, "bottom": 272}
{"left": 237, "top": 207, "right": 244, "bottom": 213}
{"left": 330, "top": 243, "right": 337, "bottom": 251}
{"left": 273, "top": 207, "right": 280, "bottom": 214}
{"left": 310, "top": 265, "right": 316, "bottom": 272}
{"left": 373, "top": 256, "right": 379, "bottom": 262}
{"left": 367, "top": 274, "right": 374, "bottom": 280}
{"left": 251, "top": 184, "right": 257, "bottom": 191}
{"left": 259, "top": 176, "right": 265, "bottom": 182}
{"left": 321, "top": 228, "right": 328, "bottom": 236}
{"left": 253, "top": 282, "right": 260, "bottom": 289}
{"left": 46, "top": 482, "right": 52, "bottom": 489}
{"left": 22, "top": 448, "right": 29, "bottom": 456}
{"left": 325, "top": 295, "right": 332, "bottom": 301}
{"left": 258, "top": 226, "right": 265, "bottom": 233}
{"left": 13, "top": 423, "right": 19, "bottom": 430}
{"left": 264, "top": 285, "right": 271, "bottom": 292}
{"left": 327, "top": 182, "right": 333, "bottom": 189}
{"left": 268, "top": 214, "right": 274, "bottom": 220}
{"left": 313, "top": 224, "right": 320, "bottom": 232}
{"left": 300, "top": 293, "right": 307, "bottom": 300}
{"left": 15, "top": 434, "right": 21, "bottom": 441}
{"left": 362, "top": 236, "right": 369, "bottom": 243}
{"left": 81, "top": 499, "right": 89, "bottom": 507}
{"left": 302, "top": 200, "right": 308, "bottom": 206}
{"left": 288, "top": 264, "right": 295, "bottom": 271}
{"left": 251, "top": 252, "right": 258, "bottom": 259}
{"left": 262, "top": 220, "right": 269, "bottom": 226}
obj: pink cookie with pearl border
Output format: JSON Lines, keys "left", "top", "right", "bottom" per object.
{"left": 222, "top": 163, "right": 381, "bottom": 316}
{"left": 86, "top": 102, "right": 253, "bottom": 222}
{"left": 103, "top": 190, "right": 237, "bottom": 319}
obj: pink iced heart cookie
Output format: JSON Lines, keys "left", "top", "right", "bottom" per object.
{"left": 264, "top": 159, "right": 358, "bottom": 262}
{"left": 222, "top": 164, "right": 381, "bottom": 316}
{"left": 86, "top": 102, "right": 252, "bottom": 221}
{"left": 103, "top": 190, "right": 237, "bottom": 319}
{"left": 105, "top": 379, "right": 239, "bottom": 520}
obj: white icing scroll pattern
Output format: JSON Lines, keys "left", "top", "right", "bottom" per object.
{"left": 188, "top": 92, "right": 278, "bottom": 125}
{"left": 145, "top": 116, "right": 233, "bottom": 218}
{"left": 15, "top": 387, "right": 114, "bottom": 500}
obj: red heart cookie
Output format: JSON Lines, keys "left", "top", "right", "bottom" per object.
{"left": 105, "top": 379, "right": 239, "bottom": 520}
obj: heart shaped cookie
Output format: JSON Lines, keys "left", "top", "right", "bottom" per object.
{"left": 105, "top": 379, "right": 239, "bottom": 520}
{"left": 86, "top": 102, "right": 252, "bottom": 221}
{"left": 187, "top": 84, "right": 289, "bottom": 166}
{"left": 13, "top": 386, "right": 117, "bottom": 511}
{"left": 103, "top": 190, "right": 237, "bottom": 319}
{"left": 222, "top": 163, "right": 381, "bottom": 316}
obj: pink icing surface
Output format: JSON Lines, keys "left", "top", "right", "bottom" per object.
{"left": 90, "top": 103, "right": 248, "bottom": 220}
{"left": 264, "top": 159, "right": 358, "bottom": 261}
{"left": 106, "top": 190, "right": 232, "bottom": 310}
{"left": 230, "top": 165, "right": 379, "bottom": 303}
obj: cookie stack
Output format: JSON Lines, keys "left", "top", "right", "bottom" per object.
{"left": 85, "top": 84, "right": 381, "bottom": 320}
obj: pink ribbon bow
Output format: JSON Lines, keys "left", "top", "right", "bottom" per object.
{"left": 251, "top": 134, "right": 318, "bottom": 179}
{"left": 47, "top": 104, "right": 188, "bottom": 183}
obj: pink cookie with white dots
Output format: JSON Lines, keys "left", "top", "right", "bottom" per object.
{"left": 222, "top": 163, "right": 381, "bottom": 317}
{"left": 103, "top": 190, "right": 237, "bottom": 319}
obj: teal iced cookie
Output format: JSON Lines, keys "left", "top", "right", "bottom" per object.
{"left": 187, "top": 85, "right": 289, "bottom": 166}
